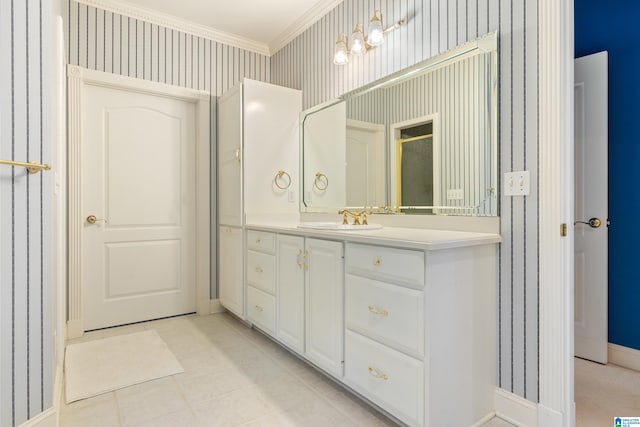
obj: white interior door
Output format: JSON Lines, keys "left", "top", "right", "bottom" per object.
{"left": 574, "top": 51, "right": 608, "bottom": 363}
{"left": 346, "top": 120, "right": 386, "bottom": 207}
{"left": 82, "top": 83, "right": 197, "bottom": 331}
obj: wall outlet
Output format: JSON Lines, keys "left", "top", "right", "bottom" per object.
{"left": 503, "top": 171, "right": 530, "bottom": 196}
{"left": 288, "top": 189, "right": 296, "bottom": 203}
{"left": 446, "top": 188, "right": 464, "bottom": 200}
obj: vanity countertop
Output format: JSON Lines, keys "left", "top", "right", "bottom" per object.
{"left": 245, "top": 221, "right": 501, "bottom": 251}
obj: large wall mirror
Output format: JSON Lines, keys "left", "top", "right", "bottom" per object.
{"left": 301, "top": 31, "right": 498, "bottom": 216}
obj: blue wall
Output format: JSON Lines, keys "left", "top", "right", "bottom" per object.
{"left": 575, "top": 1, "right": 640, "bottom": 351}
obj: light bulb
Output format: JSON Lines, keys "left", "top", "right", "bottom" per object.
{"left": 367, "top": 10, "right": 384, "bottom": 47}
{"left": 334, "top": 34, "right": 349, "bottom": 65}
{"left": 351, "top": 24, "right": 365, "bottom": 55}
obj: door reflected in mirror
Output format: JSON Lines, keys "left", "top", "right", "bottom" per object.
{"left": 394, "top": 118, "right": 436, "bottom": 213}
{"left": 301, "top": 31, "right": 498, "bottom": 216}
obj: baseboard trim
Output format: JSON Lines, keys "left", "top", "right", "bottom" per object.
{"left": 210, "top": 299, "right": 226, "bottom": 314}
{"left": 494, "top": 388, "right": 538, "bottom": 427}
{"left": 471, "top": 412, "right": 496, "bottom": 427}
{"left": 66, "top": 319, "right": 83, "bottom": 340}
{"left": 18, "top": 407, "right": 56, "bottom": 427}
{"left": 609, "top": 343, "right": 640, "bottom": 371}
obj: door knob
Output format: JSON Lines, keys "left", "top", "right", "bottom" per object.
{"left": 574, "top": 217, "right": 601, "bottom": 228}
{"left": 86, "top": 215, "right": 107, "bottom": 224}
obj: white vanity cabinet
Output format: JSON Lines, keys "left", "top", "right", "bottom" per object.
{"left": 243, "top": 226, "right": 498, "bottom": 427}
{"left": 217, "top": 79, "right": 301, "bottom": 319}
{"left": 275, "top": 235, "right": 344, "bottom": 377}
{"left": 345, "top": 242, "right": 497, "bottom": 427}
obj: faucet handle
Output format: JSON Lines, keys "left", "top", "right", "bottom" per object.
{"left": 362, "top": 212, "right": 368, "bottom": 225}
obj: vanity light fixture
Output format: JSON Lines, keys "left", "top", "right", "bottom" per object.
{"left": 333, "top": 10, "right": 405, "bottom": 65}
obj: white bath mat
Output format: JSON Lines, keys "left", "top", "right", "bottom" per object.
{"left": 64, "top": 329, "right": 183, "bottom": 403}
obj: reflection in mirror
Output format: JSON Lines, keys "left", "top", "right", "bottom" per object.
{"left": 301, "top": 31, "right": 498, "bottom": 216}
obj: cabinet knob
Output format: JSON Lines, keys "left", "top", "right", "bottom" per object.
{"left": 368, "top": 366, "right": 388, "bottom": 380}
{"left": 255, "top": 267, "right": 264, "bottom": 273}
{"left": 254, "top": 305, "right": 263, "bottom": 312}
{"left": 368, "top": 305, "right": 388, "bottom": 317}
{"left": 373, "top": 258, "right": 381, "bottom": 266}
{"left": 256, "top": 238, "right": 261, "bottom": 244}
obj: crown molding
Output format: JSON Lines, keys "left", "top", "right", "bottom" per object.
{"left": 74, "top": 0, "right": 271, "bottom": 56}
{"left": 269, "top": 0, "right": 344, "bottom": 55}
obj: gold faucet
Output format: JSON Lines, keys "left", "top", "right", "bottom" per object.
{"left": 338, "top": 209, "right": 362, "bottom": 225}
{"left": 338, "top": 209, "right": 372, "bottom": 225}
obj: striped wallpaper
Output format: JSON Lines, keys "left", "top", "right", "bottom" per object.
{"left": 64, "top": 0, "right": 271, "bottom": 96}
{"left": 271, "top": 0, "right": 539, "bottom": 402}
{"left": 345, "top": 51, "right": 497, "bottom": 216}
{"left": 0, "top": 0, "right": 54, "bottom": 425}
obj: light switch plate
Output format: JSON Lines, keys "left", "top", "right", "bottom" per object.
{"left": 504, "top": 171, "right": 530, "bottom": 196}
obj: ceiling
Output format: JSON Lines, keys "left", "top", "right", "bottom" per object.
{"left": 113, "top": 0, "right": 340, "bottom": 54}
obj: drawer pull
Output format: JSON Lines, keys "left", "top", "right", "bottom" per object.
{"left": 368, "top": 366, "right": 388, "bottom": 381}
{"left": 373, "top": 258, "right": 381, "bottom": 266}
{"left": 296, "top": 249, "right": 303, "bottom": 269}
{"left": 367, "top": 305, "right": 388, "bottom": 317}
{"left": 255, "top": 267, "right": 264, "bottom": 273}
{"left": 256, "top": 238, "right": 261, "bottom": 244}
{"left": 254, "top": 305, "right": 263, "bottom": 312}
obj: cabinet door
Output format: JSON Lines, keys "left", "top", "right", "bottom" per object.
{"left": 276, "top": 235, "right": 305, "bottom": 353}
{"left": 218, "top": 84, "right": 242, "bottom": 226}
{"left": 305, "top": 238, "right": 344, "bottom": 377}
{"left": 243, "top": 79, "right": 301, "bottom": 216}
{"left": 219, "top": 226, "right": 243, "bottom": 317}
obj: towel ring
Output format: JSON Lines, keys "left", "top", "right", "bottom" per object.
{"left": 274, "top": 170, "right": 291, "bottom": 190}
{"left": 314, "top": 172, "right": 329, "bottom": 191}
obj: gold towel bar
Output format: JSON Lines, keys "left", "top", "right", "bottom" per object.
{"left": 0, "top": 159, "right": 51, "bottom": 174}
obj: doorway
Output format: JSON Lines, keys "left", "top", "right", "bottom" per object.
{"left": 66, "top": 66, "right": 211, "bottom": 338}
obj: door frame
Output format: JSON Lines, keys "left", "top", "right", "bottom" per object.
{"left": 538, "top": 0, "right": 574, "bottom": 425}
{"left": 66, "top": 65, "right": 211, "bottom": 338}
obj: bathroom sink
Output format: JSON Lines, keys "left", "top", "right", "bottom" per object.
{"left": 297, "top": 222, "right": 383, "bottom": 231}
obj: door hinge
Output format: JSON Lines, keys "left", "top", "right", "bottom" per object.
{"left": 560, "top": 223, "right": 568, "bottom": 237}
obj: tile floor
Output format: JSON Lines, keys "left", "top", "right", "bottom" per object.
{"left": 575, "top": 357, "right": 640, "bottom": 427}
{"left": 61, "top": 313, "right": 513, "bottom": 427}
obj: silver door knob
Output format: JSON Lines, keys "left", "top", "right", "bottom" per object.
{"left": 86, "top": 215, "right": 107, "bottom": 224}
{"left": 574, "top": 217, "right": 601, "bottom": 228}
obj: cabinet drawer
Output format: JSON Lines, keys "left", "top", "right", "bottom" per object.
{"left": 345, "top": 330, "right": 423, "bottom": 427}
{"left": 346, "top": 243, "right": 424, "bottom": 288}
{"left": 346, "top": 275, "right": 424, "bottom": 357}
{"left": 246, "top": 250, "right": 275, "bottom": 294}
{"left": 246, "top": 230, "right": 276, "bottom": 254}
{"left": 247, "top": 286, "right": 276, "bottom": 335}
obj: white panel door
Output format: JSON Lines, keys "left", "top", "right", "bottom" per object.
{"left": 219, "top": 226, "right": 244, "bottom": 318}
{"left": 218, "top": 84, "right": 243, "bottom": 226}
{"left": 276, "top": 235, "right": 305, "bottom": 353}
{"left": 346, "top": 120, "right": 386, "bottom": 207}
{"left": 82, "top": 84, "right": 196, "bottom": 330}
{"left": 305, "top": 238, "right": 344, "bottom": 377}
{"left": 574, "top": 51, "right": 608, "bottom": 364}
